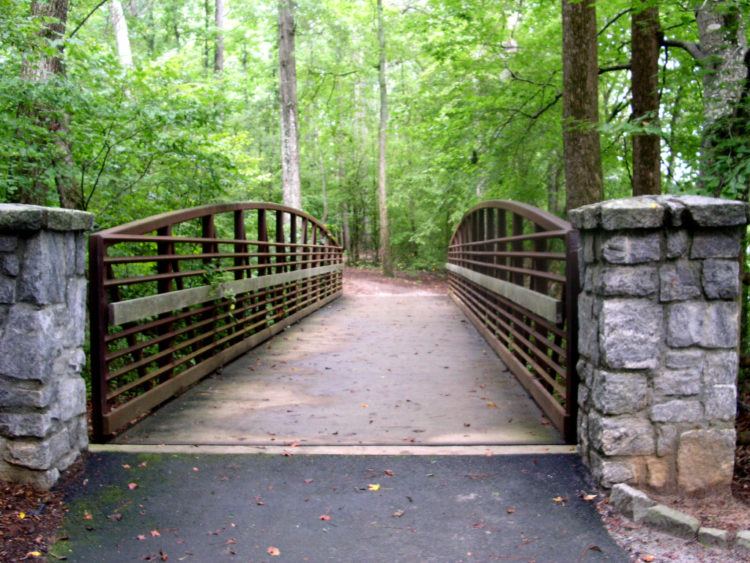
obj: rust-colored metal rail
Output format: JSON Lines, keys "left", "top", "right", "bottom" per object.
{"left": 90, "top": 202, "right": 343, "bottom": 441}
{"left": 446, "top": 201, "right": 579, "bottom": 443}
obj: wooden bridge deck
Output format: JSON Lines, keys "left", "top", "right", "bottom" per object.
{"left": 114, "top": 273, "right": 563, "bottom": 448}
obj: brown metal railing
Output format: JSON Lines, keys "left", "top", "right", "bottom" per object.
{"left": 447, "top": 201, "right": 579, "bottom": 443}
{"left": 90, "top": 203, "right": 343, "bottom": 440}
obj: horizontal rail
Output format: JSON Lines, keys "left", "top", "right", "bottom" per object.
{"left": 445, "top": 263, "right": 562, "bottom": 323}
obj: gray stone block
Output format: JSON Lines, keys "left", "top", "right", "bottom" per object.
{"left": 0, "top": 412, "right": 52, "bottom": 438}
{"left": 578, "top": 293, "right": 599, "bottom": 362}
{"left": 702, "top": 259, "right": 739, "bottom": 299}
{"left": 0, "top": 305, "right": 59, "bottom": 380}
{"left": 0, "top": 461, "right": 59, "bottom": 491}
{"left": 698, "top": 527, "right": 730, "bottom": 548}
{"left": 591, "top": 370, "right": 649, "bottom": 414}
{"left": 0, "top": 377, "right": 53, "bottom": 408}
{"left": 4, "top": 428, "right": 70, "bottom": 470}
{"left": 641, "top": 504, "right": 699, "bottom": 538}
{"left": 737, "top": 530, "right": 750, "bottom": 551}
{"left": 600, "top": 299, "right": 661, "bottom": 369}
{"left": 609, "top": 483, "right": 656, "bottom": 521}
{"left": 589, "top": 414, "right": 655, "bottom": 456}
{"left": 667, "top": 301, "right": 739, "bottom": 348}
{"left": 703, "top": 350, "right": 738, "bottom": 385}
{"left": 659, "top": 261, "right": 702, "bottom": 302}
{"left": 704, "top": 385, "right": 737, "bottom": 420}
{"left": 665, "top": 349, "right": 704, "bottom": 370}
{"left": 675, "top": 195, "right": 747, "bottom": 227}
{"left": 568, "top": 204, "right": 600, "bottom": 230}
{"left": 650, "top": 400, "right": 703, "bottom": 423}
{"left": 0, "top": 235, "right": 17, "bottom": 252}
{"left": 589, "top": 451, "right": 634, "bottom": 487}
{"left": 0, "top": 204, "right": 93, "bottom": 233}
{"left": 18, "top": 231, "right": 66, "bottom": 305}
{"left": 595, "top": 266, "right": 658, "bottom": 297}
{"left": 65, "top": 278, "right": 87, "bottom": 347}
{"left": 691, "top": 229, "right": 742, "bottom": 258}
{"left": 656, "top": 424, "right": 678, "bottom": 456}
{"left": 666, "top": 230, "right": 689, "bottom": 258}
{"left": 600, "top": 198, "right": 665, "bottom": 230}
{"left": 601, "top": 232, "right": 661, "bottom": 265}
{"left": 653, "top": 367, "right": 701, "bottom": 396}
{"left": 0, "top": 276, "right": 15, "bottom": 304}
{"left": 1, "top": 254, "right": 19, "bottom": 277}
{"left": 50, "top": 376, "right": 86, "bottom": 421}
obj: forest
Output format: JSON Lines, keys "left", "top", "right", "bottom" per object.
{"left": 1, "top": 0, "right": 749, "bottom": 270}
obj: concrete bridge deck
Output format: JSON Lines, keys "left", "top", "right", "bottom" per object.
{"left": 114, "top": 271, "right": 563, "bottom": 449}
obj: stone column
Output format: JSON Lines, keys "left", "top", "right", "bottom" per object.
{"left": 0, "top": 204, "right": 93, "bottom": 489}
{"left": 571, "top": 196, "right": 746, "bottom": 495}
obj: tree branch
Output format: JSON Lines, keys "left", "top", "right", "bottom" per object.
{"left": 599, "top": 64, "right": 631, "bottom": 75}
{"left": 661, "top": 38, "right": 705, "bottom": 60}
{"left": 598, "top": 8, "right": 632, "bottom": 37}
{"left": 69, "top": 0, "right": 109, "bottom": 39}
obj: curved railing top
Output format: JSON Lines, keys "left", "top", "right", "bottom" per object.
{"left": 98, "top": 201, "right": 340, "bottom": 247}
{"left": 449, "top": 200, "right": 573, "bottom": 244}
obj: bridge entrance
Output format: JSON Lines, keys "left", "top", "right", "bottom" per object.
{"left": 89, "top": 202, "right": 578, "bottom": 447}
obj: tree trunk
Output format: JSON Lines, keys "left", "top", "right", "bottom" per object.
{"left": 695, "top": 1, "right": 747, "bottom": 193}
{"left": 376, "top": 0, "right": 393, "bottom": 276}
{"left": 631, "top": 2, "right": 660, "bottom": 195}
{"left": 13, "top": 0, "right": 82, "bottom": 209}
{"left": 109, "top": 0, "right": 133, "bottom": 68}
{"left": 214, "top": 0, "right": 224, "bottom": 73}
{"left": 278, "top": 0, "right": 302, "bottom": 210}
{"left": 561, "top": 0, "right": 603, "bottom": 212}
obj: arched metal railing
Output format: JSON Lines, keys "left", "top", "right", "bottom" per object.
{"left": 447, "top": 201, "right": 579, "bottom": 443}
{"left": 89, "top": 202, "right": 343, "bottom": 440}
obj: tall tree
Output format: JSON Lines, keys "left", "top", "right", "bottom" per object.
{"left": 214, "top": 0, "right": 225, "bottom": 73}
{"left": 376, "top": 0, "right": 393, "bottom": 276}
{"left": 561, "top": 0, "right": 603, "bottom": 211}
{"left": 278, "top": 0, "right": 302, "bottom": 210}
{"left": 631, "top": 1, "right": 661, "bottom": 195}
{"left": 110, "top": 0, "right": 133, "bottom": 68}
{"left": 662, "top": 1, "right": 748, "bottom": 194}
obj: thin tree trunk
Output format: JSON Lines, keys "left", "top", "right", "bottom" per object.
{"left": 109, "top": 0, "right": 133, "bottom": 68}
{"left": 631, "top": 2, "right": 660, "bottom": 195}
{"left": 278, "top": 0, "right": 302, "bottom": 210}
{"left": 561, "top": 0, "right": 603, "bottom": 212}
{"left": 203, "top": 0, "right": 210, "bottom": 70}
{"left": 376, "top": 0, "right": 393, "bottom": 276}
{"left": 214, "top": 0, "right": 224, "bottom": 73}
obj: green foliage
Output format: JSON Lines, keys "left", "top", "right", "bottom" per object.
{"left": 0, "top": 0, "right": 747, "bottom": 268}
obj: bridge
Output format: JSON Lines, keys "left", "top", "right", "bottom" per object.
{"left": 89, "top": 201, "right": 580, "bottom": 449}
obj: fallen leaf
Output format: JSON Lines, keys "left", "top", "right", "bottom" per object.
{"left": 392, "top": 509, "right": 405, "bottom": 518}
{"left": 367, "top": 483, "right": 381, "bottom": 491}
{"left": 122, "top": 464, "right": 132, "bottom": 470}
{"left": 506, "top": 506, "right": 516, "bottom": 514}
{"left": 319, "top": 515, "right": 331, "bottom": 521}
{"left": 139, "top": 462, "right": 148, "bottom": 468}
{"left": 25, "top": 551, "right": 43, "bottom": 559}
{"left": 150, "top": 530, "right": 161, "bottom": 537}
{"left": 226, "top": 538, "right": 237, "bottom": 545}
{"left": 192, "top": 467, "right": 199, "bottom": 472}
{"left": 384, "top": 469, "right": 394, "bottom": 477}
{"left": 136, "top": 534, "right": 146, "bottom": 541}
{"left": 552, "top": 496, "right": 567, "bottom": 505}
{"left": 642, "top": 556, "right": 655, "bottom": 562}
{"left": 18, "top": 512, "right": 26, "bottom": 520}
{"left": 267, "top": 546, "right": 281, "bottom": 556}
{"left": 303, "top": 479, "right": 314, "bottom": 484}
{"left": 581, "top": 493, "right": 598, "bottom": 502}
{"left": 83, "top": 511, "right": 93, "bottom": 521}
{"left": 108, "top": 512, "right": 123, "bottom": 522}
{"left": 255, "top": 496, "right": 265, "bottom": 506}
{"left": 360, "top": 403, "right": 368, "bottom": 408}
{"left": 486, "top": 401, "right": 497, "bottom": 408}
{"left": 128, "top": 482, "right": 139, "bottom": 490}
{"left": 159, "top": 550, "right": 168, "bottom": 561}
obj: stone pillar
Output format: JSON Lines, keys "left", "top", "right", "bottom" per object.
{"left": 571, "top": 196, "right": 746, "bottom": 495}
{"left": 0, "top": 204, "right": 93, "bottom": 489}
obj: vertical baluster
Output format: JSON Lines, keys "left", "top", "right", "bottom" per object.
{"left": 275, "top": 210, "right": 286, "bottom": 318}
{"left": 89, "top": 234, "right": 109, "bottom": 442}
{"left": 156, "top": 225, "right": 175, "bottom": 383}
{"left": 257, "top": 209, "right": 269, "bottom": 326}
